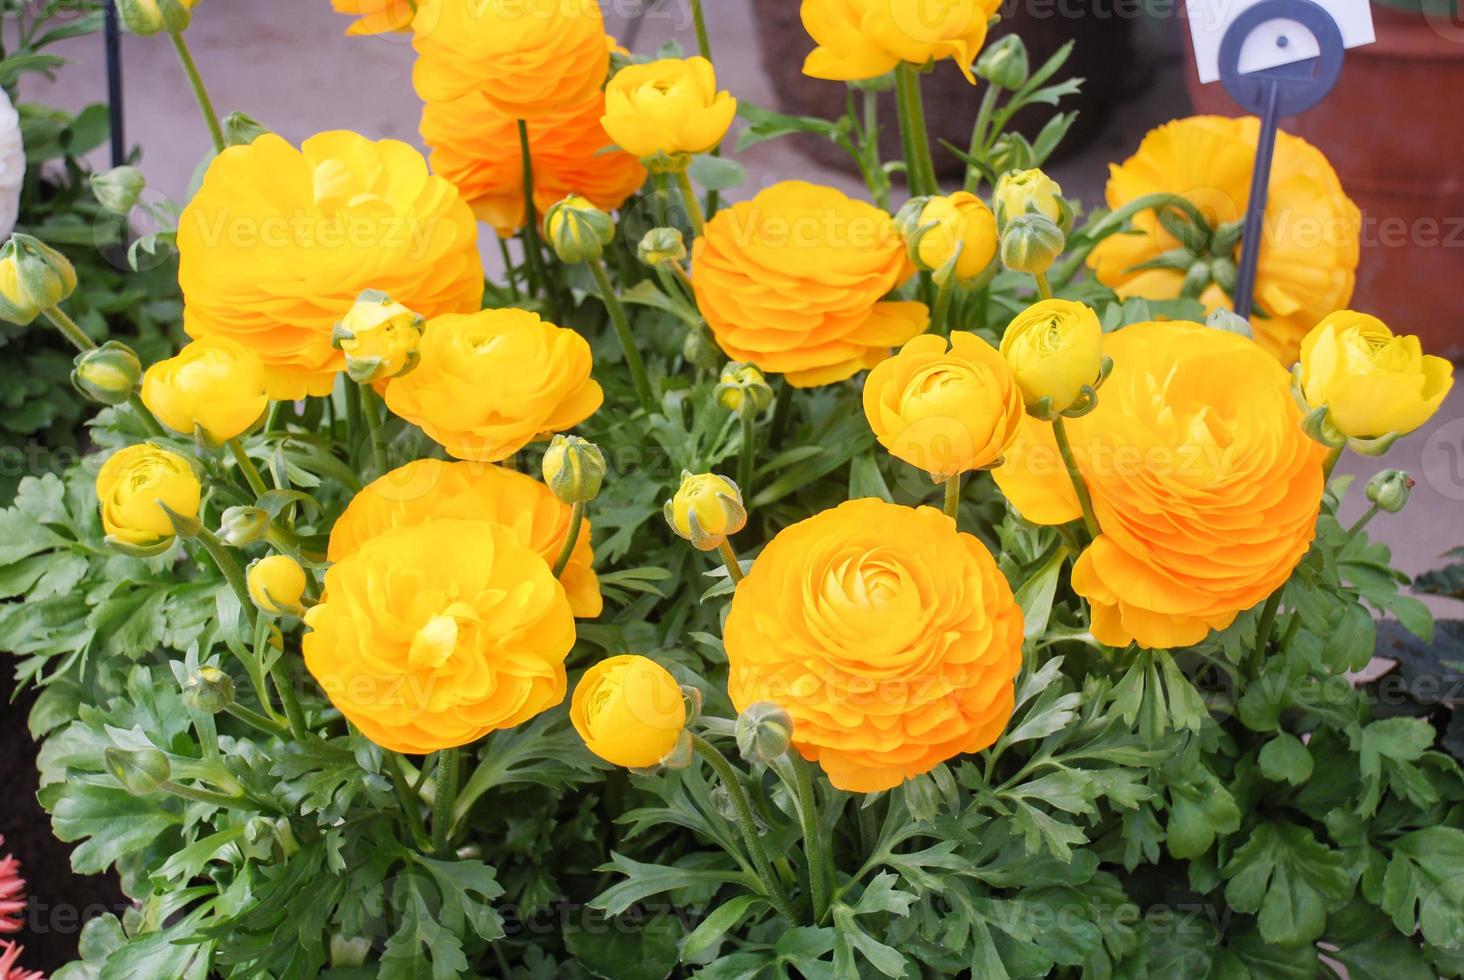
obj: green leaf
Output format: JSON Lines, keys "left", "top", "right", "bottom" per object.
{"left": 1258, "top": 732, "right": 1313, "bottom": 786}
{"left": 1380, "top": 826, "right": 1464, "bottom": 949}
{"left": 590, "top": 853, "right": 754, "bottom": 917}
{"left": 380, "top": 870, "right": 470, "bottom": 980}
{"left": 688, "top": 154, "right": 746, "bottom": 192}
{"left": 1222, "top": 820, "right": 1352, "bottom": 946}
{"left": 679, "top": 894, "right": 766, "bottom": 962}
{"left": 1356, "top": 715, "right": 1436, "bottom": 816}
{"left": 1165, "top": 764, "right": 1240, "bottom": 860}
{"left": 565, "top": 910, "right": 682, "bottom": 980}
{"left": 44, "top": 779, "right": 182, "bottom": 875}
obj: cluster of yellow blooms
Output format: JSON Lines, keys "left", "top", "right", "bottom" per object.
{"left": 22, "top": 0, "right": 1447, "bottom": 795}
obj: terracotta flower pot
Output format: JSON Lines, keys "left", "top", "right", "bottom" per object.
{"left": 1181, "top": 5, "right": 1464, "bottom": 356}
{"left": 749, "top": 0, "right": 1134, "bottom": 179}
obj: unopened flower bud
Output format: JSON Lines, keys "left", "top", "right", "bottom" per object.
{"left": 715, "top": 362, "right": 773, "bottom": 418}
{"left": 1365, "top": 469, "right": 1414, "bottom": 514}
{"left": 90, "top": 166, "right": 146, "bottom": 215}
{"left": 223, "top": 111, "right": 270, "bottom": 147}
{"left": 0, "top": 233, "right": 77, "bottom": 326}
{"left": 218, "top": 505, "right": 270, "bottom": 547}
{"left": 118, "top": 0, "right": 194, "bottom": 35}
{"left": 182, "top": 666, "right": 236, "bottom": 714}
{"left": 71, "top": 341, "right": 141, "bottom": 406}
{"left": 542, "top": 434, "right": 606, "bottom": 505}
{"left": 993, "top": 168, "right": 1070, "bottom": 231}
{"left": 735, "top": 701, "right": 793, "bottom": 765}
{"left": 664, "top": 471, "right": 746, "bottom": 551}
{"left": 332, "top": 289, "right": 424, "bottom": 385}
{"left": 105, "top": 746, "right": 171, "bottom": 795}
{"left": 988, "top": 132, "right": 1035, "bottom": 174}
{"left": 683, "top": 327, "right": 722, "bottom": 369}
{"left": 637, "top": 227, "right": 687, "bottom": 268}
{"left": 544, "top": 195, "right": 615, "bottom": 264}
{"left": 976, "top": 34, "right": 1029, "bottom": 90}
{"left": 247, "top": 554, "right": 307, "bottom": 616}
{"left": 892, "top": 195, "right": 934, "bottom": 246}
{"left": 1000, "top": 213, "right": 1065, "bottom": 275}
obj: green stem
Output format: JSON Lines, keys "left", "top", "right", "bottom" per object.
{"left": 1321, "top": 445, "right": 1343, "bottom": 483}
{"left": 894, "top": 64, "right": 938, "bottom": 197}
{"left": 551, "top": 501, "right": 585, "bottom": 578}
{"left": 1052, "top": 416, "right": 1100, "bottom": 539}
{"left": 357, "top": 383, "right": 388, "bottom": 476}
{"left": 689, "top": 0, "right": 713, "bottom": 62}
{"left": 691, "top": 735, "right": 801, "bottom": 924}
{"left": 931, "top": 276, "right": 955, "bottom": 335}
{"left": 387, "top": 751, "right": 429, "bottom": 849}
{"left": 224, "top": 702, "right": 290, "bottom": 740}
{"left": 170, "top": 33, "right": 225, "bottom": 154}
{"left": 344, "top": 377, "right": 363, "bottom": 468}
{"left": 1348, "top": 503, "right": 1381, "bottom": 539}
{"left": 964, "top": 83, "right": 1002, "bottom": 193}
{"left": 738, "top": 413, "right": 756, "bottom": 497}
{"left": 496, "top": 236, "right": 521, "bottom": 301}
{"left": 860, "top": 88, "right": 890, "bottom": 210}
{"left": 269, "top": 658, "right": 309, "bottom": 740}
{"left": 516, "top": 119, "right": 548, "bottom": 298}
{"left": 41, "top": 305, "right": 94, "bottom": 351}
{"left": 128, "top": 393, "right": 168, "bottom": 437}
{"left": 944, "top": 473, "right": 962, "bottom": 521}
{"left": 1034, "top": 272, "right": 1053, "bottom": 300}
{"left": 788, "top": 755, "right": 831, "bottom": 925}
{"left": 588, "top": 258, "right": 656, "bottom": 414}
{"left": 674, "top": 169, "right": 707, "bottom": 237}
{"left": 194, "top": 525, "right": 254, "bottom": 621}
{"left": 432, "top": 746, "right": 461, "bottom": 855}
{"left": 227, "top": 438, "right": 268, "bottom": 499}
{"left": 1252, "top": 589, "right": 1283, "bottom": 672}
{"left": 160, "top": 779, "right": 248, "bottom": 810}
{"left": 718, "top": 539, "right": 744, "bottom": 584}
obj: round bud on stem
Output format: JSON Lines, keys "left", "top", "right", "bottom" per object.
{"left": 0, "top": 233, "right": 78, "bottom": 326}
{"left": 247, "top": 554, "right": 308, "bottom": 616}
{"left": 332, "top": 289, "right": 424, "bottom": 385}
{"left": 1000, "top": 213, "right": 1065, "bottom": 276}
{"left": 218, "top": 506, "right": 271, "bottom": 547}
{"left": 637, "top": 227, "right": 687, "bottom": 268}
{"left": 715, "top": 362, "right": 774, "bottom": 418}
{"left": 90, "top": 166, "right": 146, "bottom": 215}
{"left": 735, "top": 701, "right": 793, "bottom": 765}
{"left": 542, "top": 434, "right": 606, "bottom": 505}
{"left": 976, "top": 35, "right": 1030, "bottom": 90}
{"left": 1365, "top": 469, "right": 1414, "bottom": 514}
{"left": 117, "top": 0, "right": 193, "bottom": 35}
{"left": 544, "top": 195, "right": 616, "bottom": 264}
{"left": 105, "top": 746, "right": 172, "bottom": 795}
{"left": 71, "top": 341, "right": 141, "bottom": 406}
{"left": 664, "top": 472, "right": 747, "bottom": 551}
{"left": 182, "top": 666, "right": 237, "bottom": 714}
{"left": 223, "top": 112, "right": 271, "bottom": 147}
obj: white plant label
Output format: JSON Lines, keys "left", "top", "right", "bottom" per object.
{"left": 1186, "top": 0, "right": 1375, "bottom": 84}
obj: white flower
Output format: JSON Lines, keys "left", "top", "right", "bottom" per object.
{"left": 0, "top": 89, "right": 25, "bottom": 241}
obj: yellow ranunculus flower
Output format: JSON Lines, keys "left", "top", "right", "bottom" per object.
{"left": 992, "top": 168, "right": 1064, "bottom": 227}
{"left": 601, "top": 56, "right": 737, "bottom": 161}
{"left": 863, "top": 332, "right": 1024, "bottom": 480}
{"left": 331, "top": 0, "right": 414, "bottom": 35}
{"left": 994, "top": 322, "right": 1326, "bottom": 650}
{"left": 384, "top": 309, "right": 602, "bottom": 463}
{"left": 800, "top": 0, "right": 1003, "bottom": 84}
{"left": 247, "top": 554, "right": 307, "bottom": 616}
{"left": 176, "top": 132, "right": 483, "bottom": 400}
{"left": 1089, "top": 116, "right": 1359, "bottom": 363}
{"left": 422, "top": 87, "right": 646, "bottom": 238}
{"left": 141, "top": 336, "right": 268, "bottom": 443}
{"left": 724, "top": 498, "right": 1023, "bottom": 792}
{"left": 412, "top": 0, "right": 608, "bottom": 118}
{"left": 304, "top": 519, "right": 576, "bottom": 754}
{"left": 95, "top": 444, "right": 201, "bottom": 550}
{"left": 328, "top": 458, "right": 602, "bottom": 618}
{"left": 570, "top": 655, "right": 686, "bottom": 768}
{"left": 334, "top": 291, "right": 424, "bottom": 385}
{"left": 914, "top": 192, "right": 998, "bottom": 283}
{"left": 999, "top": 299, "right": 1104, "bottom": 413}
{"left": 692, "top": 181, "right": 927, "bottom": 387}
{"left": 1298, "top": 310, "right": 1454, "bottom": 439}
{"left": 664, "top": 473, "right": 746, "bottom": 551}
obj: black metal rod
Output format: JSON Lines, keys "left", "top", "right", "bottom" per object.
{"left": 104, "top": 0, "right": 125, "bottom": 166}
{"left": 1231, "top": 77, "right": 1280, "bottom": 321}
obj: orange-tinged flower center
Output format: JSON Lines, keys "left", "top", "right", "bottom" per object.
{"left": 409, "top": 601, "right": 479, "bottom": 669}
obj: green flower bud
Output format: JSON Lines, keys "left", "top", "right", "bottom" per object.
{"left": 664, "top": 471, "right": 746, "bottom": 551}
{"left": 715, "top": 362, "right": 774, "bottom": 418}
{"left": 682, "top": 326, "right": 722, "bottom": 370}
{"left": 218, "top": 505, "right": 270, "bottom": 547}
{"left": 892, "top": 194, "right": 935, "bottom": 257}
{"left": 542, "top": 434, "right": 606, "bottom": 505}
{"left": 988, "top": 132, "right": 1035, "bottom": 175}
{"left": 735, "top": 701, "right": 793, "bottom": 765}
{"left": 543, "top": 195, "right": 615, "bottom": 264}
{"left": 0, "top": 234, "right": 78, "bottom": 326}
{"left": 90, "top": 166, "right": 147, "bottom": 215}
{"left": 975, "top": 34, "right": 1029, "bottom": 90}
{"left": 118, "top": 0, "right": 194, "bottom": 36}
{"left": 70, "top": 341, "right": 141, "bottom": 406}
{"left": 223, "top": 111, "right": 270, "bottom": 148}
{"left": 105, "top": 746, "right": 172, "bottom": 795}
{"left": 182, "top": 666, "right": 236, "bottom": 714}
{"left": 999, "top": 213, "right": 1065, "bottom": 275}
{"left": 637, "top": 227, "right": 687, "bottom": 268}
{"left": 1365, "top": 469, "right": 1414, "bottom": 514}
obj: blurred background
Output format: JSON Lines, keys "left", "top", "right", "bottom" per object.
{"left": 5, "top": 0, "right": 1462, "bottom": 969}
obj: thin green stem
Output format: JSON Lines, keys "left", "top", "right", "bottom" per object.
{"left": 788, "top": 755, "right": 831, "bottom": 925}
{"left": 432, "top": 746, "right": 461, "bottom": 855}
{"left": 691, "top": 735, "right": 801, "bottom": 924}
{"left": 41, "top": 305, "right": 94, "bottom": 350}
{"left": 269, "top": 658, "right": 309, "bottom": 740}
{"left": 551, "top": 501, "right": 585, "bottom": 578}
{"left": 944, "top": 473, "right": 962, "bottom": 521}
{"left": 170, "top": 33, "right": 225, "bottom": 153}
{"left": 1252, "top": 589, "right": 1283, "bottom": 675}
{"left": 1052, "top": 416, "right": 1100, "bottom": 539}
{"left": 387, "top": 751, "right": 429, "bottom": 849}
{"left": 516, "top": 119, "right": 548, "bottom": 298}
{"left": 358, "top": 383, "right": 388, "bottom": 476}
{"left": 194, "top": 525, "right": 254, "bottom": 621}
{"left": 894, "top": 64, "right": 938, "bottom": 197}
{"left": 224, "top": 702, "right": 290, "bottom": 740}
{"left": 689, "top": 0, "right": 712, "bottom": 62}
{"left": 930, "top": 276, "right": 955, "bottom": 335}
{"left": 718, "top": 539, "right": 744, "bottom": 584}
{"left": 1321, "top": 445, "right": 1344, "bottom": 484}
{"left": 344, "top": 377, "right": 363, "bottom": 468}
{"left": 496, "top": 236, "right": 521, "bottom": 301}
{"left": 674, "top": 169, "right": 707, "bottom": 237}
{"left": 588, "top": 258, "right": 656, "bottom": 413}
{"left": 128, "top": 393, "right": 168, "bottom": 437}
{"left": 160, "top": 779, "right": 248, "bottom": 810}
{"left": 738, "top": 413, "right": 756, "bottom": 497}
{"left": 1034, "top": 272, "right": 1054, "bottom": 300}
{"left": 964, "top": 83, "right": 1002, "bottom": 192}
{"left": 227, "top": 438, "right": 268, "bottom": 499}
{"left": 1348, "top": 503, "right": 1381, "bottom": 539}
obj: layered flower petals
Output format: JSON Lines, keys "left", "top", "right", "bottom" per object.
{"left": 800, "top": 0, "right": 1003, "bottom": 84}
